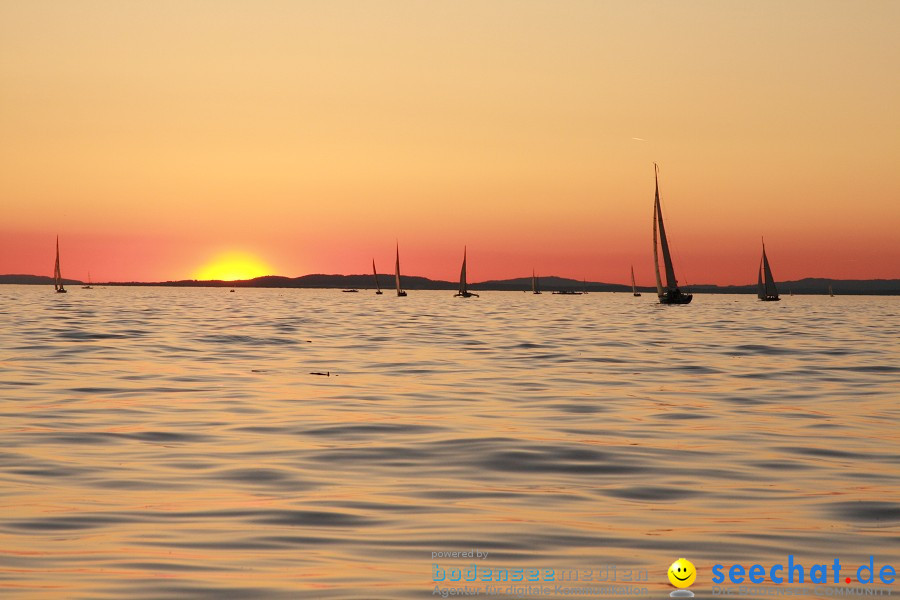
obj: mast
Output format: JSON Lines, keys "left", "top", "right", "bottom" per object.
{"left": 631, "top": 265, "right": 637, "bottom": 295}
{"left": 654, "top": 164, "right": 678, "bottom": 291}
{"left": 459, "top": 247, "right": 467, "bottom": 295}
{"left": 532, "top": 269, "right": 537, "bottom": 294}
{"left": 395, "top": 244, "right": 403, "bottom": 294}
{"left": 54, "top": 236, "right": 62, "bottom": 291}
{"left": 372, "top": 259, "right": 381, "bottom": 292}
{"left": 757, "top": 256, "right": 765, "bottom": 300}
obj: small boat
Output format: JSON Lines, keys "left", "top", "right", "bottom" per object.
{"left": 395, "top": 243, "right": 407, "bottom": 297}
{"left": 532, "top": 269, "right": 541, "bottom": 294}
{"left": 829, "top": 284, "right": 834, "bottom": 297}
{"left": 454, "top": 247, "right": 479, "bottom": 298}
{"left": 342, "top": 289, "right": 359, "bottom": 293}
{"left": 756, "top": 239, "right": 780, "bottom": 301}
{"left": 582, "top": 278, "right": 589, "bottom": 294}
{"left": 631, "top": 265, "right": 641, "bottom": 296}
{"left": 652, "top": 164, "right": 692, "bottom": 304}
{"left": 552, "top": 290, "right": 582, "bottom": 295}
{"left": 82, "top": 271, "right": 93, "bottom": 290}
{"left": 53, "top": 236, "right": 67, "bottom": 293}
{"left": 229, "top": 289, "right": 235, "bottom": 292}
{"left": 372, "top": 259, "right": 383, "bottom": 295}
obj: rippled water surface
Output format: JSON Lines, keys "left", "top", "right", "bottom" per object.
{"left": 1, "top": 286, "right": 898, "bottom": 599}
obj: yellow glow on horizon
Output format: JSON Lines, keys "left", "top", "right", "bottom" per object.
{"left": 193, "top": 252, "right": 273, "bottom": 281}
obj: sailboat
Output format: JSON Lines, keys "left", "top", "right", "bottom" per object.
{"left": 532, "top": 269, "right": 541, "bottom": 294}
{"left": 53, "top": 236, "right": 67, "bottom": 293}
{"left": 372, "top": 259, "right": 383, "bottom": 295}
{"left": 652, "top": 164, "right": 692, "bottom": 304}
{"left": 756, "top": 239, "right": 780, "bottom": 301}
{"left": 631, "top": 266, "right": 641, "bottom": 297}
{"left": 454, "top": 247, "right": 479, "bottom": 298}
{"left": 82, "top": 272, "right": 93, "bottom": 290}
{"left": 829, "top": 284, "right": 834, "bottom": 297}
{"left": 395, "top": 243, "right": 407, "bottom": 297}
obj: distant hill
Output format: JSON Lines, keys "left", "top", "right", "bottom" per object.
{"left": 688, "top": 278, "right": 900, "bottom": 295}
{"left": 2, "top": 273, "right": 898, "bottom": 294}
{"left": 0, "top": 274, "right": 83, "bottom": 285}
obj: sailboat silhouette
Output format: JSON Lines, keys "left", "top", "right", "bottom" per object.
{"left": 53, "top": 236, "right": 67, "bottom": 293}
{"left": 395, "top": 243, "right": 407, "bottom": 297}
{"left": 652, "top": 164, "right": 692, "bottom": 305}
{"left": 372, "top": 259, "right": 383, "bottom": 295}
{"left": 756, "top": 239, "right": 780, "bottom": 301}
{"left": 454, "top": 247, "right": 478, "bottom": 298}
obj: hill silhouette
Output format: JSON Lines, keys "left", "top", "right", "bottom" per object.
{"left": 2, "top": 274, "right": 898, "bottom": 294}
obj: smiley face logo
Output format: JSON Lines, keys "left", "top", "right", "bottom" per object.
{"left": 668, "top": 558, "right": 696, "bottom": 588}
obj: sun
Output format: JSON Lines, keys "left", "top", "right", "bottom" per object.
{"left": 193, "top": 251, "right": 274, "bottom": 281}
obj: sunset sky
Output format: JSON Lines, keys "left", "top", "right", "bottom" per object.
{"left": 2, "top": 1, "right": 898, "bottom": 285}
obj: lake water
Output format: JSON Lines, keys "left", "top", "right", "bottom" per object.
{"left": 1, "top": 286, "right": 898, "bottom": 599}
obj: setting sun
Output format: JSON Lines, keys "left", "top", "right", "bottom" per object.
{"left": 193, "top": 251, "right": 273, "bottom": 281}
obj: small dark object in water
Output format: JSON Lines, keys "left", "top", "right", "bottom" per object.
{"left": 229, "top": 289, "right": 235, "bottom": 292}
{"left": 341, "top": 289, "right": 359, "bottom": 293}
{"left": 310, "top": 371, "right": 330, "bottom": 376}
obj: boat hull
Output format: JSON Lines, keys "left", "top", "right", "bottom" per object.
{"left": 56, "top": 288, "right": 67, "bottom": 294}
{"left": 396, "top": 291, "right": 407, "bottom": 297}
{"left": 658, "top": 289, "right": 692, "bottom": 304}
{"left": 759, "top": 295, "right": 780, "bottom": 302}
{"left": 633, "top": 293, "right": 642, "bottom": 297}
{"left": 454, "top": 292, "right": 479, "bottom": 298}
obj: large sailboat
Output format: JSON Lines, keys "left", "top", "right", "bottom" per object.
{"left": 395, "top": 244, "right": 407, "bottom": 297}
{"left": 756, "top": 240, "right": 780, "bottom": 301}
{"left": 652, "top": 164, "right": 692, "bottom": 305}
{"left": 53, "top": 236, "right": 67, "bottom": 293}
{"left": 454, "top": 247, "right": 479, "bottom": 298}
{"left": 372, "top": 260, "right": 383, "bottom": 295}
{"left": 631, "top": 266, "right": 641, "bottom": 297}
{"left": 532, "top": 269, "right": 541, "bottom": 294}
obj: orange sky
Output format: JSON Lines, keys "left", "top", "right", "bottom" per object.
{"left": 2, "top": 1, "right": 898, "bottom": 285}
